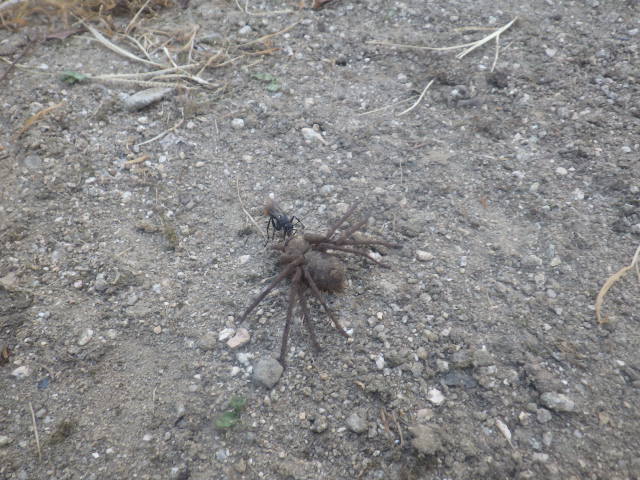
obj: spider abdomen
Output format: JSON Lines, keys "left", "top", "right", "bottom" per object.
{"left": 304, "top": 251, "right": 346, "bottom": 292}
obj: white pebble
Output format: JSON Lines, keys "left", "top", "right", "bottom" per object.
{"left": 555, "top": 166, "right": 568, "bottom": 175}
{"left": 427, "top": 388, "right": 445, "bottom": 405}
{"left": 231, "top": 118, "right": 245, "bottom": 129}
{"left": 239, "top": 255, "right": 251, "bottom": 265}
{"left": 78, "top": 328, "right": 94, "bottom": 346}
{"left": 227, "top": 328, "right": 250, "bottom": 349}
{"left": 11, "top": 365, "right": 31, "bottom": 379}
{"left": 416, "top": 250, "right": 434, "bottom": 262}
{"left": 375, "top": 354, "right": 385, "bottom": 370}
{"left": 301, "top": 127, "right": 328, "bottom": 145}
{"left": 142, "top": 434, "right": 153, "bottom": 442}
{"left": 218, "top": 328, "right": 235, "bottom": 342}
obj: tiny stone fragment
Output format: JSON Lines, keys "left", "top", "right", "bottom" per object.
{"left": 253, "top": 357, "right": 283, "bottom": 388}
{"left": 427, "top": 388, "right": 445, "bottom": 405}
{"left": 218, "top": 328, "right": 235, "bottom": 342}
{"left": 227, "top": 328, "right": 250, "bottom": 349}
{"left": 123, "top": 87, "right": 173, "bottom": 112}
{"left": 11, "top": 365, "right": 31, "bottom": 379}
{"left": 540, "top": 392, "right": 575, "bottom": 412}
{"left": 301, "top": 127, "right": 328, "bottom": 145}
{"left": 409, "top": 424, "right": 443, "bottom": 456}
{"left": 310, "top": 414, "right": 328, "bottom": 433}
{"left": 78, "top": 328, "right": 94, "bottom": 346}
{"left": 346, "top": 413, "right": 367, "bottom": 434}
{"left": 415, "top": 250, "right": 434, "bottom": 262}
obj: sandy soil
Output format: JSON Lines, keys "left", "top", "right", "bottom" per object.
{"left": 1, "top": 1, "right": 639, "bottom": 479}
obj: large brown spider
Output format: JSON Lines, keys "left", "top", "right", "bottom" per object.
{"left": 238, "top": 204, "right": 399, "bottom": 365}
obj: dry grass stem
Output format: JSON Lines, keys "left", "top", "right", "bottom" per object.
{"left": 237, "top": 20, "right": 300, "bottom": 47}
{"left": 234, "top": 0, "right": 294, "bottom": 16}
{"left": 0, "top": 0, "right": 25, "bottom": 14}
{"left": 14, "top": 101, "right": 65, "bottom": 139}
{"left": 125, "top": 0, "right": 152, "bottom": 34}
{"left": 75, "top": 15, "right": 296, "bottom": 90}
{"left": 236, "top": 176, "right": 267, "bottom": 239}
{"left": 356, "top": 97, "right": 414, "bottom": 117}
{"left": 84, "top": 21, "right": 164, "bottom": 67}
{"left": 595, "top": 245, "right": 640, "bottom": 325}
{"left": 134, "top": 109, "right": 184, "bottom": 148}
{"left": 397, "top": 78, "right": 434, "bottom": 116}
{"left": 28, "top": 401, "right": 42, "bottom": 462}
{"left": 369, "top": 17, "right": 517, "bottom": 72}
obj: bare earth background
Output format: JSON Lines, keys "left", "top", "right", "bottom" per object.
{"left": 1, "top": 0, "right": 639, "bottom": 479}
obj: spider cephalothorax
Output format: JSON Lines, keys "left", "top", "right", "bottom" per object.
{"left": 238, "top": 204, "right": 399, "bottom": 365}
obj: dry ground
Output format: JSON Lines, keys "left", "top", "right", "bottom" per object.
{"left": 1, "top": 1, "right": 639, "bottom": 479}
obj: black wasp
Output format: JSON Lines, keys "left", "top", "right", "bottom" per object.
{"left": 263, "top": 198, "right": 304, "bottom": 244}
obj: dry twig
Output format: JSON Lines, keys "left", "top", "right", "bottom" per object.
{"left": 369, "top": 17, "right": 517, "bottom": 72}
{"left": 14, "top": 101, "right": 65, "bottom": 140}
{"left": 397, "top": 78, "right": 434, "bottom": 116}
{"left": 28, "top": 401, "right": 42, "bottom": 462}
{"left": 236, "top": 176, "right": 266, "bottom": 239}
{"left": 595, "top": 245, "right": 640, "bottom": 324}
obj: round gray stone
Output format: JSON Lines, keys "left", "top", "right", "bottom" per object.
{"left": 252, "top": 357, "right": 283, "bottom": 389}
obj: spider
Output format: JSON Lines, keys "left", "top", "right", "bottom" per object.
{"left": 238, "top": 204, "right": 399, "bottom": 365}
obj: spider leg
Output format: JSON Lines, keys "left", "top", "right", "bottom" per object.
{"left": 296, "top": 281, "right": 321, "bottom": 353}
{"left": 323, "top": 204, "right": 359, "bottom": 241}
{"left": 334, "top": 216, "right": 370, "bottom": 245}
{"left": 278, "top": 268, "right": 301, "bottom": 365}
{"left": 302, "top": 266, "right": 349, "bottom": 338}
{"left": 332, "top": 239, "right": 400, "bottom": 248}
{"left": 238, "top": 258, "right": 302, "bottom": 323}
{"left": 315, "top": 243, "right": 389, "bottom": 267}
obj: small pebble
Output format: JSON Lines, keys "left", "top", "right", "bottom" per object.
{"left": 11, "top": 365, "right": 31, "bottom": 379}
{"left": 555, "top": 166, "right": 568, "bottom": 176}
{"left": 301, "top": 127, "right": 328, "bottom": 145}
{"left": 346, "top": 413, "right": 367, "bottom": 434}
{"left": 416, "top": 408, "right": 433, "bottom": 421}
{"left": 227, "top": 328, "right": 250, "bottom": 349}
{"left": 238, "top": 25, "right": 252, "bottom": 35}
{"left": 319, "top": 184, "right": 334, "bottom": 195}
{"left": 0, "top": 435, "right": 12, "bottom": 447}
{"left": 427, "top": 388, "right": 445, "bottom": 405}
{"left": 231, "top": 118, "right": 245, "bottom": 129}
{"left": 215, "top": 448, "right": 229, "bottom": 461}
{"left": 253, "top": 357, "right": 283, "bottom": 389}
{"left": 123, "top": 87, "right": 173, "bottom": 112}
{"left": 239, "top": 255, "right": 251, "bottom": 265}
{"left": 540, "top": 392, "right": 575, "bottom": 412}
{"left": 153, "top": 326, "right": 162, "bottom": 334}
{"left": 415, "top": 250, "right": 434, "bottom": 262}
{"left": 142, "top": 433, "right": 153, "bottom": 442}
{"left": 532, "top": 452, "right": 549, "bottom": 463}
{"left": 375, "top": 354, "right": 385, "bottom": 370}
{"left": 537, "top": 408, "right": 553, "bottom": 423}
{"left": 218, "top": 328, "right": 235, "bottom": 342}
{"left": 78, "top": 328, "right": 94, "bottom": 346}
{"left": 310, "top": 415, "right": 328, "bottom": 433}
